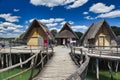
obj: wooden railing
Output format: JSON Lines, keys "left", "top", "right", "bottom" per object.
{"left": 66, "top": 47, "right": 90, "bottom": 80}
{"left": 86, "top": 45, "right": 120, "bottom": 56}
{"left": 0, "top": 44, "right": 54, "bottom": 80}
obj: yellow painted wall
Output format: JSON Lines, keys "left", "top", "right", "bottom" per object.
{"left": 27, "top": 27, "right": 47, "bottom": 47}
{"left": 95, "top": 25, "right": 110, "bottom": 47}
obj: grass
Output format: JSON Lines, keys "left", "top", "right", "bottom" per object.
{"left": 0, "top": 68, "right": 39, "bottom": 80}
{"left": 0, "top": 68, "right": 120, "bottom": 80}
{"left": 86, "top": 70, "right": 120, "bottom": 80}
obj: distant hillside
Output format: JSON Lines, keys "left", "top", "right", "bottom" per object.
{"left": 75, "top": 32, "right": 83, "bottom": 39}
{"left": 0, "top": 37, "right": 15, "bottom": 41}
{"left": 111, "top": 26, "right": 120, "bottom": 36}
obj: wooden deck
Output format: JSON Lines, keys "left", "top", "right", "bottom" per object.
{"left": 73, "top": 47, "right": 120, "bottom": 60}
{"left": 33, "top": 46, "right": 78, "bottom": 80}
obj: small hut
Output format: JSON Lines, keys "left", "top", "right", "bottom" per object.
{"left": 55, "top": 22, "right": 79, "bottom": 45}
{"left": 22, "top": 19, "right": 54, "bottom": 48}
{"left": 81, "top": 20, "right": 117, "bottom": 48}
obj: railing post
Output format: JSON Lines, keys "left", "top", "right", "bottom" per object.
{"left": 117, "top": 45, "right": 118, "bottom": 54}
{"left": 71, "top": 46, "right": 73, "bottom": 54}
{"left": 8, "top": 44, "right": 12, "bottom": 67}
{"left": 41, "top": 53, "right": 43, "bottom": 68}
{"left": 74, "top": 47, "right": 75, "bottom": 54}
{"left": 80, "top": 48, "right": 83, "bottom": 64}
{"left": 29, "top": 57, "right": 35, "bottom": 80}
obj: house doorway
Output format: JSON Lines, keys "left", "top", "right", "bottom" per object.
{"left": 38, "top": 36, "right": 44, "bottom": 48}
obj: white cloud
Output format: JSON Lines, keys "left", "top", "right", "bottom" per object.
{"left": 71, "top": 25, "right": 88, "bottom": 32}
{"left": 60, "top": 21, "right": 74, "bottom": 25}
{"left": 89, "top": 3, "right": 115, "bottom": 13}
{"left": 46, "top": 23, "right": 58, "bottom": 27}
{"left": 0, "top": 13, "right": 20, "bottom": 22}
{"left": 0, "top": 22, "right": 23, "bottom": 38}
{"left": 85, "top": 16, "right": 95, "bottom": 20}
{"left": 60, "top": 21, "right": 66, "bottom": 25}
{"left": 30, "top": 0, "right": 88, "bottom": 9}
{"left": 13, "top": 9, "right": 20, "bottom": 12}
{"left": 49, "top": 27, "right": 60, "bottom": 32}
{"left": 40, "top": 18, "right": 64, "bottom": 23}
{"left": 83, "top": 12, "right": 88, "bottom": 15}
{"left": 7, "top": 27, "right": 16, "bottom": 30}
{"left": 66, "top": 0, "right": 88, "bottom": 9}
{"left": 96, "top": 10, "right": 120, "bottom": 18}
{"left": 0, "top": 22, "right": 23, "bottom": 29}
{"left": 72, "top": 25, "right": 88, "bottom": 30}
{"left": 0, "top": 33, "right": 20, "bottom": 38}
{"left": 29, "top": 18, "right": 65, "bottom": 23}
{"left": 14, "top": 29, "right": 23, "bottom": 33}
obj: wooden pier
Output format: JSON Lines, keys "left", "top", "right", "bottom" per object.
{"left": 33, "top": 46, "right": 78, "bottom": 80}
{"left": 72, "top": 46, "right": 120, "bottom": 80}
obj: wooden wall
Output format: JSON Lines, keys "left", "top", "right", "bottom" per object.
{"left": 95, "top": 25, "right": 113, "bottom": 47}
{"left": 27, "top": 27, "right": 47, "bottom": 47}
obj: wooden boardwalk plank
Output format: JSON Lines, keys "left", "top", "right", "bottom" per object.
{"left": 33, "top": 46, "right": 78, "bottom": 80}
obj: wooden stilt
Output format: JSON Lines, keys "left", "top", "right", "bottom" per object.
{"left": 1, "top": 54, "right": 4, "bottom": 68}
{"left": 41, "top": 53, "right": 43, "bottom": 68}
{"left": 6, "top": 54, "right": 8, "bottom": 67}
{"left": 9, "top": 44, "right": 12, "bottom": 66}
{"left": 115, "top": 61, "right": 119, "bottom": 73}
{"left": 108, "top": 61, "right": 113, "bottom": 79}
{"left": 30, "top": 54, "right": 34, "bottom": 68}
{"left": 19, "top": 54, "right": 23, "bottom": 68}
{"left": 0, "top": 54, "right": 1, "bottom": 67}
{"left": 8, "top": 54, "right": 12, "bottom": 66}
{"left": 80, "top": 48, "right": 83, "bottom": 64}
{"left": 96, "top": 59, "right": 99, "bottom": 80}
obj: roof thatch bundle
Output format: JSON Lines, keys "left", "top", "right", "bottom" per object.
{"left": 22, "top": 19, "right": 54, "bottom": 40}
{"left": 55, "top": 22, "right": 79, "bottom": 39}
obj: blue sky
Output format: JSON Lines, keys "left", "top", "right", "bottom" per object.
{"left": 0, "top": 0, "right": 120, "bottom": 38}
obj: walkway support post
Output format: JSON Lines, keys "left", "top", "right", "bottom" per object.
{"left": 96, "top": 59, "right": 99, "bottom": 80}
{"left": 41, "top": 53, "right": 43, "bottom": 68}
{"left": 108, "top": 61, "right": 113, "bottom": 80}
{"left": 115, "top": 61, "right": 119, "bottom": 73}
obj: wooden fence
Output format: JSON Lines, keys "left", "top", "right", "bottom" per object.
{"left": 66, "top": 47, "right": 90, "bottom": 80}
{"left": 0, "top": 44, "right": 54, "bottom": 80}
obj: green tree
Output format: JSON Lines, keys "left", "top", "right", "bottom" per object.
{"left": 75, "top": 32, "right": 83, "bottom": 38}
{"left": 50, "top": 29, "right": 58, "bottom": 37}
{"left": 111, "top": 26, "right": 120, "bottom": 36}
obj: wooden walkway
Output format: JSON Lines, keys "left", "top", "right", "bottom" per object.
{"left": 33, "top": 46, "right": 78, "bottom": 80}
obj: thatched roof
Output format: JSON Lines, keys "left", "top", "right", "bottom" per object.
{"left": 81, "top": 20, "right": 116, "bottom": 44}
{"left": 22, "top": 19, "right": 54, "bottom": 40}
{"left": 55, "top": 22, "right": 79, "bottom": 39}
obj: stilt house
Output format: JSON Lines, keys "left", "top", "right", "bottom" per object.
{"left": 55, "top": 22, "right": 79, "bottom": 45}
{"left": 81, "top": 20, "right": 117, "bottom": 48}
{"left": 22, "top": 19, "right": 54, "bottom": 48}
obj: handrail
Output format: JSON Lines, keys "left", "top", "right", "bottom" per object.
{"left": 0, "top": 52, "right": 39, "bottom": 73}
{"left": 66, "top": 53, "right": 90, "bottom": 80}
{"left": 67, "top": 47, "right": 90, "bottom": 80}
{"left": 4, "top": 53, "right": 47, "bottom": 80}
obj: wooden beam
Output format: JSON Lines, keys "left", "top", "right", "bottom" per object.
{"left": 96, "top": 59, "right": 99, "bottom": 80}
{"left": 108, "top": 61, "right": 113, "bottom": 79}
{"left": 115, "top": 61, "right": 119, "bottom": 73}
{"left": 19, "top": 54, "right": 23, "bottom": 68}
